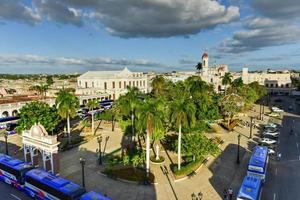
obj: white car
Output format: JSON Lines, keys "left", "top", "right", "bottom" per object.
{"left": 259, "top": 138, "right": 277, "bottom": 145}
{"left": 272, "top": 107, "right": 283, "bottom": 112}
{"left": 268, "top": 148, "right": 275, "bottom": 155}
{"left": 263, "top": 131, "right": 280, "bottom": 137}
{"left": 264, "top": 123, "right": 277, "bottom": 129}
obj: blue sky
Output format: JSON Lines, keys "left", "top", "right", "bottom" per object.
{"left": 0, "top": 0, "right": 299, "bottom": 74}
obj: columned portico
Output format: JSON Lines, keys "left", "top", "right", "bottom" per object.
{"left": 22, "top": 124, "right": 60, "bottom": 175}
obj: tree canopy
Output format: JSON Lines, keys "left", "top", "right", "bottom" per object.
{"left": 16, "top": 101, "right": 61, "bottom": 134}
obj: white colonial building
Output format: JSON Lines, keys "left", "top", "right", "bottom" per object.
{"left": 199, "top": 52, "right": 229, "bottom": 91}
{"left": 242, "top": 68, "right": 294, "bottom": 94}
{"left": 76, "top": 67, "right": 148, "bottom": 100}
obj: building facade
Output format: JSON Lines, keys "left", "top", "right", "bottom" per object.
{"left": 242, "top": 68, "right": 294, "bottom": 94}
{"left": 200, "top": 52, "right": 229, "bottom": 92}
{"left": 76, "top": 67, "right": 148, "bottom": 100}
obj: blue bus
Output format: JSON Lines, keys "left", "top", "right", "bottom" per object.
{"left": 237, "top": 175, "right": 262, "bottom": 200}
{"left": 24, "top": 169, "right": 86, "bottom": 200}
{"left": 247, "top": 146, "right": 268, "bottom": 182}
{"left": 0, "top": 154, "right": 34, "bottom": 190}
{"left": 99, "top": 100, "right": 113, "bottom": 109}
{"left": 80, "top": 191, "right": 112, "bottom": 200}
{"left": 0, "top": 116, "right": 19, "bottom": 129}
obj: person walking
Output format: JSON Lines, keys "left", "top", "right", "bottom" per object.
{"left": 223, "top": 189, "right": 228, "bottom": 200}
{"left": 228, "top": 188, "right": 233, "bottom": 200}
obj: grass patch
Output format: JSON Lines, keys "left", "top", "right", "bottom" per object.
{"left": 150, "top": 155, "right": 165, "bottom": 163}
{"left": 102, "top": 167, "right": 155, "bottom": 183}
{"left": 170, "top": 157, "right": 204, "bottom": 179}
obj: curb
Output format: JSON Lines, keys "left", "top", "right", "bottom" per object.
{"left": 97, "top": 171, "right": 158, "bottom": 185}
{"left": 173, "top": 157, "right": 210, "bottom": 183}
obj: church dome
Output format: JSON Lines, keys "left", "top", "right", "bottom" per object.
{"left": 202, "top": 52, "right": 208, "bottom": 59}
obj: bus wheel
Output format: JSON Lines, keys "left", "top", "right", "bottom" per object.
{"left": 29, "top": 191, "right": 35, "bottom": 198}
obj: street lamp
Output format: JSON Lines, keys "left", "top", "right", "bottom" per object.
{"left": 79, "top": 157, "right": 86, "bottom": 188}
{"left": 236, "top": 134, "right": 241, "bottom": 164}
{"left": 4, "top": 132, "right": 8, "bottom": 155}
{"left": 97, "top": 136, "right": 102, "bottom": 165}
{"left": 249, "top": 116, "right": 254, "bottom": 139}
{"left": 259, "top": 103, "right": 262, "bottom": 120}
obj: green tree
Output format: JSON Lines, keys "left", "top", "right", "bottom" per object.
{"left": 16, "top": 101, "right": 60, "bottom": 134}
{"left": 30, "top": 84, "right": 49, "bottom": 98}
{"left": 116, "top": 87, "right": 141, "bottom": 141}
{"left": 151, "top": 75, "right": 167, "bottom": 97}
{"left": 181, "top": 133, "right": 219, "bottom": 162}
{"left": 87, "top": 99, "right": 99, "bottom": 135}
{"left": 221, "top": 93, "right": 243, "bottom": 125}
{"left": 195, "top": 62, "right": 203, "bottom": 71}
{"left": 169, "top": 98, "right": 196, "bottom": 170}
{"left": 137, "top": 98, "right": 164, "bottom": 177}
{"left": 56, "top": 89, "right": 79, "bottom": 144}
{"left": 46, "top": 76, "right": 54, "bottom": 86}
{"left": 221, "top": 72, "right": 233, "bottom": 95}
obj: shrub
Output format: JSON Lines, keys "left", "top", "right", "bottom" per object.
{"left": 171, "top": 158, "right": 204, "bottom": 177}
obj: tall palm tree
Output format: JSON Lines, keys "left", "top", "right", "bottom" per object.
{"left": 195, "top": 62, "right": 203, "bottom": 71}
{"left": 169, "top": 99, "right": 196, "bottom": 170}
{"left": 151, "top": 75, "right": 166, "bottom": 97}
{"left": 56, "top": 89, "right": 79, "bottom": 144}
{"left": 221, "top": 72, "right": 233, "bottom": 95}
{"left": 87, "top": 99, "right": 99, "bottom": 135}
{"left": 137, "top": 98, "right": 164, "bottom": 177}
{"left": 117, "top": 87, "right": 141, "bottom": 141}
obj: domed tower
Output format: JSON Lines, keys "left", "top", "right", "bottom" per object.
{"left": 202, "top": 52, "right": 209, "bottom": 68}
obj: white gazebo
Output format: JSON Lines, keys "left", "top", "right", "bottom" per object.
{"left": 22, "top": 123, "right": 60, "bottom": 175}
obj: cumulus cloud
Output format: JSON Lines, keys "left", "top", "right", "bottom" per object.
{"left": 0, "top": 0, "right": 239, "bottom": 38}
{"left": 0, "top": 54, "right": 165, "bottom": 69}
{"left": 33, "top": 0, "right": 83, "bottom": 26}
{"left": 252, "top": 0, "right": 300, "bottom": 19}
{"left": 0, "top": 0, "right": 40, "bottom": 25}
{"left": 218, "top": 17, "right": 300, "bottom": 53}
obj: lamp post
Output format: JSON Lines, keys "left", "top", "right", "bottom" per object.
{"left": 4, "top": 132, "right": 8, "bottom": 155}
{"left": 79, "top": 157, "right": 86, "bottom": 188}
{"left": 97, "top": 136, "right": 102, "bottom": 165}
{"left": 249, "top": 116, "right": 253, "bottom": 139}
{"left": 236, "top": 134, "right": 241, "bottom": 164}
{"left": 259, "top": 103, "right": 262, "bottom": 120}
{"left": 262, "top": 99, "right": 265, "bottom": 115}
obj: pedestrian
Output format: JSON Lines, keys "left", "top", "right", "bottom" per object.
{"left": 223, "top": 189, "right": 228, "bottom": 200}
{"left": 228, "top": 188, "right": 233, "bottom": 200}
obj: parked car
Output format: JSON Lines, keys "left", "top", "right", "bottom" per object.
{"left": 268, "top": 148, "right": 276, "bottom": 155}
{"left": 264, "top": 123, "right": 277, "bottom": 129}
{"left": 5, "top": 122, "right": 18, "bottom": 135}
{"left": 264, "top": 127, "right": 278, "bottom": 133}
{"left": 268, "top": 112, "right": 280, "bottom": 117}
{"left": 259, "top": 138, "right": 277, "bottom": 145}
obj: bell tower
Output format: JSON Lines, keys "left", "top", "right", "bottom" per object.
{"left": 202, "top": 52, "right": 209, "bottom": 68}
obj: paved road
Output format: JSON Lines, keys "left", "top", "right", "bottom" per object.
{"left": 261, "top": 96, "right": 300, "bottom": 200}
{"left": 0, "top": 182, "right": 31, "bottom": 200}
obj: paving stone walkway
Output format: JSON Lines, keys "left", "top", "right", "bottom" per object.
{"left": 0, "top": 104, "right": 270, "bottom": 200}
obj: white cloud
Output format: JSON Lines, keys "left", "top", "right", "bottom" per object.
{"left": 0, "top": 0, "right": 40, "bottom": 25}
{"left": 0, "top": 0, "right": 240, "bottom": 38}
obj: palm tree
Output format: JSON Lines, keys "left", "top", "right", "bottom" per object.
{"left": 117, "top": 87, "right": 141, "bottom": 141}
{"left": 151, "top": 76, "right": 166, "bottom": 97}
{"left": 169, "top": 99, "right": 196, "bottom": 170}
{"left": 195, "top": 62, "right": 202, "bottom": 71}
{"left": 137, "top": 98, "right": 164, "bottom": 177}
{"left": 56, "top": 89, "right": 79, "bottom": 144}
{"left": 87, "top": 99, "right": 99, "bottom": 135}
{"left": 221, "top": 72, "right": 233, "bottom": 95}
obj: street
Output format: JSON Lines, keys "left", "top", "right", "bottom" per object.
{"left": 0, "top": 182, "right": 31, "bottom": 200}
{"left": 261, "top": 96, "right": 300, "bottom": 200}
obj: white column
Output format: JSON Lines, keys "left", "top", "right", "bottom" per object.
{"left": 50, "top": 153, "right": 54, "bottom": 174}
{"left": 23, "top": 144, "right": 27, "bottom": 162}
{"left": 42, "top": 151, "right": 46, "bottom": 171}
